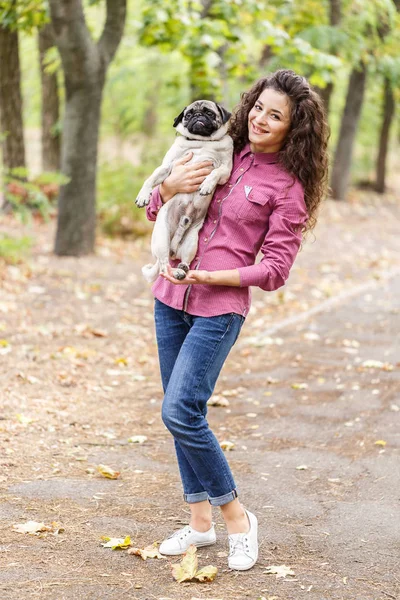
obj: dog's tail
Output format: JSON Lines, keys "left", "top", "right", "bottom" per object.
{"left": 142, "top": 261, "right": 160, "bottom": 283}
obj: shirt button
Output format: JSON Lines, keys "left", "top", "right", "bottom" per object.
{"left": 204, "top": 237, "right": 208, "bottom": 242}
{"left": 240, "top": 168, "right": 244, "bottom": 171}
{"left": 217, "top": 199, "right": 221, "bottom": 203}
{"left": 213, "top": 219, "right": 217, "bottom": 224}
{"left": 228, "top": 184, "right": 232, "bottom": 188}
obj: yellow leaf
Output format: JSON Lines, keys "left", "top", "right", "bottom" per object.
{"left": 171, "top": 545, "right": 199, "bottom": 583}
{"left": 100, "top": 535, "right": 131, "bottom": 549}
{"left": 127, "top": 435, "right": 147, "bottom": 444}
{"left": 194, "top": 565, "right": 218, "bottom": 582}
{"left": 96, "top": 464, "right": 120, "bottom": 479}
{"left": 219, "top": 440, "right": 235, "bottom": 451}
{"left": 127, "top": 542, "right": 165, "bottom": 560}
{"left": 171, "top": 545, "right": 218, "bottom": 583}
{"left": 115, "top": 357, "right": 128, "bottom": 366}
{"left": 291, "top": 382, "right": 308, "bottom": 390}
{"left": 374, "top": 440, "right": 387, "bottom": 447}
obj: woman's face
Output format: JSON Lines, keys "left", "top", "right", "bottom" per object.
{"left": 248, "top": 88, "right": 291, "bottom": 153}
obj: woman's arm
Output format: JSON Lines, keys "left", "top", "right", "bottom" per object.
{"left": 161, "top": 265, "right": 240, "bottom": 286}
{"left": 145, "top": 153, "right": 213, "bottom": 221}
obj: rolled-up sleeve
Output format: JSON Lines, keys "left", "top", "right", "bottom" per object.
{"left": 145, "top": 187, "right": 164, "bottom": 222}
{"left": 237, "top": 182, "right": 308, "bottom": 291}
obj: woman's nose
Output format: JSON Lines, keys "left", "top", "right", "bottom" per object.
{"left": 255, "top": 113, "right": 267, "bottom": 125}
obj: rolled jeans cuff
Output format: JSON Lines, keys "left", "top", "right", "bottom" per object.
{"left": 208, "top": 488, "right": 238, "bottom": 507}
{"left": 183, "top": 491, "right": 209, "bottom": 504}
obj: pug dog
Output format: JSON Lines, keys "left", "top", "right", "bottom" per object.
{"left": 135, "top": 100, "right": 233, "bottom": 282}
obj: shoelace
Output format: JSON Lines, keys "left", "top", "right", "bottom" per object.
{"left": 229, "top": 534, "right": 250, "bottom": 556}
{"left": 168, "top": 525, "right": 192, "bottom": 540}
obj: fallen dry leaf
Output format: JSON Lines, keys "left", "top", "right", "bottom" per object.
{"left": 96, "top": 464, "right": 120, "bottom": 479}
{"left": 264, "top": 564, "right": 295, "bottom": 578}
{"left": 100, "top": 535, "right": 131, "bottom": 549}
{"left": 127, "top": 435, "right": 147, "bottom": 444}
{"left": 361, "top": 359, "right": 393, "bottom": 371}
{"left": 207, "top": 395, "right": 230, "bottom": 407}
{"left": 13, "top": 521, "right": 62, "bottom": 535}
{"left": 171, "top": 545, "right": 217, "bottom": 583}
{"left": 291, "top": 382, "right": 308, "bottom": 390}
{"left": 193, "top": 565, "right": 218, "bottom": 582}
{"left": 219, "top": 440, "right": 235, "bottom": 451}
{"left": 128, "top": 542, "right": 165, "bottom": 560}
{"left": 374, "top": 440, "right": 387, "bottom": 447}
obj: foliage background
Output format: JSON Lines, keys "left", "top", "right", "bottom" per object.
{"left": 3, "top": 0, "right": 400, "bottom": 241}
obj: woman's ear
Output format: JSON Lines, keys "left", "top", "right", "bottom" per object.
{"left": 173, "top": 108, "right": 187, "bottom": 128}
{"left": 216, "top": 104, "right": 231, "bottom": 124}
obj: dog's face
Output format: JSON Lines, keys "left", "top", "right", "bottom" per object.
{"left": 173, "top": 100, "right": 231, "bottom": 140}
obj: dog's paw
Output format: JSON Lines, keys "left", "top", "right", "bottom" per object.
{"left": 135, "top": 191, "right": 151, "bottom": 208}
{"left": 172, "top": 267, "right": 187, "bottom": 280}
{"left": 199, "top": 181, "right": 215, "bottom": 196}
{"left": 177, "top": 262, "right": 189, "bottom": 273}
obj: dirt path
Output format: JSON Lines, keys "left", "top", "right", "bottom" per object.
{"left": 1, "top": 194, "right": 399, "bottom": 600}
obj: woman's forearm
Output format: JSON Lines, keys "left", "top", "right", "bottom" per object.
{"left": 206, "top": 269, "right": 241, "bottom": 287}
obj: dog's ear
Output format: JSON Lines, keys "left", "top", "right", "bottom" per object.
{"left": 216, "top": 104, "right": 231, "bottom": 124}
{"left": 173, "top": 108, "right": 187, "bottom": 128}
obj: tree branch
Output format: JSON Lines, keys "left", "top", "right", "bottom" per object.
{"left": 98, "top": 0, "right": 127, "bottom": 65}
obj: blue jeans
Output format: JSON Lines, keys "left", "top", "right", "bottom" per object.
{"left": 154, "top": 299, "right": 245, "bottom": 506}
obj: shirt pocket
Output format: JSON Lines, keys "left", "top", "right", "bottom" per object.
{"left": 234, "top": 187, "right": 272, "bottom": 221}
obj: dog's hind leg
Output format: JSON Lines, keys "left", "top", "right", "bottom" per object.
{"left": 170, "top": 215, "right": 192, "bottom": 257}
{"left": 172, "top": 222, "right": 203, "bottom": 280}
{"left": 142, "top": 205, "right": 171, "bottom": 282}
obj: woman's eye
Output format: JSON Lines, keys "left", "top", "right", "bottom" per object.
{"left": 271, "top": 114, "right": 280, "bottom": 120}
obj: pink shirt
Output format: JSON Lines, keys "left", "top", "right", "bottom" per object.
{"left": 145, "top": 143, "right": 308, "bottom": 317}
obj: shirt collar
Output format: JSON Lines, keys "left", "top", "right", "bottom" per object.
{"left": 239, "top": 142, "right": 280, "bottom": 165}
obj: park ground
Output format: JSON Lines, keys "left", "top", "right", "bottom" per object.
{"left": 0, "top": 188, "right": 399, "bottom": 600}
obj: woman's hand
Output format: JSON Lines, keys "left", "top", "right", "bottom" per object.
{"left": 159, "top": 153, "right": 214, "bottom": 203}
{"left": 160, "top": 265, "right": 241, "bottom": 287}
{"left": 161, "top": 265, "right": 210, "bottom": 285}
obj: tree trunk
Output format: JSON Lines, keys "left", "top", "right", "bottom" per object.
{"left": 49, "top": 0, "right": 126, "bottom": 256}
{"left": 0, "top": 25, "right": 25, "bottom": 170}
{"left": 375, "top": 77, "right": 395, "bottom": 194}
{"left": 38, "top": 23, "right": 61, "bottom": 172}
{"left": 330, "top": 64, "right": 367, "bottom": 201}
{"left": 55, "top": 80, "right": 104, "bottom": 255}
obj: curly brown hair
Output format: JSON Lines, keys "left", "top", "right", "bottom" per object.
{"left": 229, "top": 69, "right": 330, "bottom": 234}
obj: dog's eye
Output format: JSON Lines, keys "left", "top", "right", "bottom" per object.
{"left": 205, "top": 109, "right": 215, "bottom": 117}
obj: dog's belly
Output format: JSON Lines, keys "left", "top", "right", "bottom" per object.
{"left": 168, "top": 194, "right": 208, "bottom": 234}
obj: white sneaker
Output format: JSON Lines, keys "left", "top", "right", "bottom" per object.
{"left": 159, "top": 523, "right": 216, "bottom": 556}
{"left": 228, "top": 509, "right": 258, "bottom": 570}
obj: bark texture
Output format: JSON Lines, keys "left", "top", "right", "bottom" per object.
{"left": 0, "top": 25, "right": 26, "bottom": 170}
{"left": 49, "top": 0, "right": 127, "bottom": 256}
{"left": 38, "top": 23, "right": 61, "bottom": 172}
{"left": 375, "top": 78, "right": 395, "bottom": 194}
{"left": 330, "top": 64, "right": 367, "bottom": 201}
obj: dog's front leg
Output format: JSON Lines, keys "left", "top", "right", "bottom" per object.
{"left": 135, "top": 164, "right": 173, "bottom": 207}
{"left": 198, "top": 163, "right": 232, "bottom": 196}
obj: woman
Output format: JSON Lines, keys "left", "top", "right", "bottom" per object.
{"left": 145, "top": 69, "right": 329, "bottom": 570}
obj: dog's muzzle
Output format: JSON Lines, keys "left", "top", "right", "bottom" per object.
{"left": 187, "top": 114, "right": 215, "bottom": 136}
